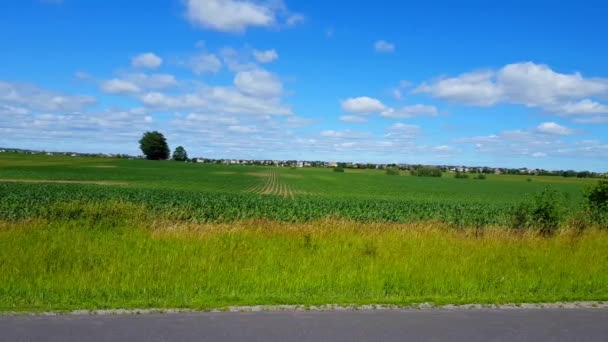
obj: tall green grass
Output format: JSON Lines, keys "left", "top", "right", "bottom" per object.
{"left": 1, "top": 218, "right": 607, "bottom": 312}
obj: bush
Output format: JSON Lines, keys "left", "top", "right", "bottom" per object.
{"left": 333, "top": 167, "right": 345, "bottom": 173}
{"left": 585, "top": 180, "right": 608, "bottom": 227}
{"left": 475, "top": 174, "right": 486, "bottom": 180}
{"left": 510, "top": 188, "right": 563, "bottom": 235}
{"left": 454, "top": 172, "right": 469, "bottom": 179}
{"left": 411, "top": 168, "right": 442, "bottom": 177}
{"left": 385, "top": 168, "right": 400, "bottom": 176}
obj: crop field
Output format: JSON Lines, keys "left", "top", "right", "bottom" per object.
{"left": 0, "top": 153, "right": 607, "bottom": 311}
{"left": 0, "top": 153, "right": 600, "bottom": 226}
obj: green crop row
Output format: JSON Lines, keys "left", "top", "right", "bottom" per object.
{"left": 0, "top": 182, "right": 516, "bottom": 226}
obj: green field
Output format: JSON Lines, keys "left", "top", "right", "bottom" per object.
{"left": 0, "top": 153, "right": 607, "bottom": 311}
{"left": 0, "top": 153, "right": 599, "bottom": 226}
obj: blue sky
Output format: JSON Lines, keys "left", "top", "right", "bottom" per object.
{"left": 1, "top": 0, "right": 607, "bottom": 171}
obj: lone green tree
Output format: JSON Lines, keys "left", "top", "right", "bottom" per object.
{"left": 139, "top": 131, "right": 170, "bottom": 160}
{"left": 172, "top": 146, "right": 188, "bottom": 162}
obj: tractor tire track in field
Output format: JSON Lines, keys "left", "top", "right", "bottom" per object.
{"left": 247, "top": 171, "right": 295, "bottom": 199}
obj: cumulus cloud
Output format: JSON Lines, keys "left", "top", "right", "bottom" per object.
{"left": 414, "top": 62, "right": 608, "bottom": 121}
{"left": 234, "top": 69, "right": 283, "bottom": 98}
{"left": 184, "top": 0, "right": 303, "bottom": 33}
{"left": 100, "top": 74, "right": 177, "bottom": 94}
{"left": 101, "top": 79, "right": 141, "bottom": 94}
{"left": 340, "top": 96, "right": 387, "bottom": 114}
{"left": 374, "top": 40, "right": 395, "bottom": 53}
{"left": 536, "top": 122, "right": 574, "bottom": 136}
{"left": 253, "top": 49, "right": 279, "bottom": 63}
{"left": 131, "top": 53, "right": 162, "bottom": 69}
{"left": 186, "top": 53, "right": 222, "bottom": 74}
{"left": 553, "top": 99, "right": 608, "bottom": 115}
{"left": 125, "top": 73, "right": 178, "bottom": 89}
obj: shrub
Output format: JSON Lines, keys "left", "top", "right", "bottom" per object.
{"left": 475, "top": 174, "right": 486, "bottom": 180}
{"left": 333, "top": 167, "right": 345, "bottom": 173}
{"left": 454, "top": 172, "right": 469, "bottom": 179}
{"left": 585, "top": 180, "right": 608, "bottom": 227}
{"left": 385, "top": 168, "right": 400, "bottom": 176}
{"left": 411, "top": 168, "right": 442, "bottom": 177}
{"left": 510, "top": 188, "right": 563, "bottom": 235}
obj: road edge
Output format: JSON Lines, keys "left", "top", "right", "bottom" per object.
{"left": 2, "top": 301, "right": 607, "bottom": 316}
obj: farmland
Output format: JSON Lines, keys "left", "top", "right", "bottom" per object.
{"left": 0, "top": 153, "right": 607, "bottom": 311}
{"left": 0, "top": 153, "right": 599, "bottom": 226}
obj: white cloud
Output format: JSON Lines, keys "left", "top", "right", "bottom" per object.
{"left": 339, "top": 115, "right": 368, "bottom": 123}
{"left": 374, "top": 40, "right": 395, "bottom": 53}
{"left": 0, "top": 104, "right": 30, "bottom": 117}
{"left": 414, "top": 70, "right": 501, "bottom": 106}
{"left": 253, "top": 49, "right": 278, "bottom": 63}
{"left": 388, "top": 123, "right": 420, "bottom": 132}
{"left": 341, "top": 96, "right": 387, "bottom": 114}
{"left": 384, "top": 123, "right": 420, "bottom": 139}
{"left": 455, "top": 125, "right": 608, "bottom": 160}
{"left": 101, "top": 79, "right": 140, "bottom": 94}
{"left": 140, "top": 85, "right": 291, "bottom": 116}
{"left": 184, "top": 0, "right": 302, "bottom": 33}
{"left": 0, "top": 81, "right": 95, "bottom": 112}
{"left": 553, "top": 99, "right": 608, "bottom": 115}
{"left": 131, "top": 53, "right": 162, "bottom": 69}
{"left": 234, "top": 69, "right": 283, "bottom": 98}
{"left": 125, "top": 73, "right": 177, "bottom": 89}
{"left": 414, "top": 62, "right": 608, "bottom": 119}
{"left": 185, "top": 113, "right": 239, "bottom": 125}
{"left": 100, "top": 74, "right": 177, "bottom": 94}
{"left": 0, "top": 105, "right": 154, "bottom": 154}
{"left": 320, "top": 130, "right": 370, "bottom": 139}
{"left": 536, "top": 122, "right": 574, "bottom": 136}
{"left": 228, "top": 125, "right": 258, "bottom": 133}
{"left": 187, "top": 53, "right": 222, "bottom": 74}
{"left": 381, "top": 104, "right": 439, "bottom": 119}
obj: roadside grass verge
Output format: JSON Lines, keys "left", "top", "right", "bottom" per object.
{"left": 1, "top": 218, "right": 607, "bottom": 312}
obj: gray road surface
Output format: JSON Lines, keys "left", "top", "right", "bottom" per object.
{"left": 1, "top": 309, "right": 607, "bottom": 342}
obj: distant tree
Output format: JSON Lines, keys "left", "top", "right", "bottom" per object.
{"left": 139, "top": 131, "right": 170, "bottom": 160}
{"left": 172, "top": 146, "right": 188, "bottom": 162}
{"left": 411, "top": 167, "right": 442, "bottom": 177}
{"left": 386, "top": 168, "right": 400, "bottom": 176}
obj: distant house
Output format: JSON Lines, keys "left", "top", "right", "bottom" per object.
{"left": 327, "top": 162, "right": 338, "bottom": 168}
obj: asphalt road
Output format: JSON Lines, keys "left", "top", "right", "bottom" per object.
{"left": 1, "top": 309, "right": 607, "bottom": 342}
